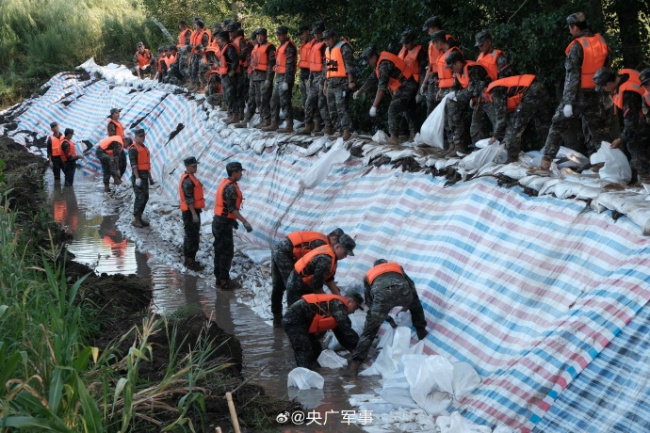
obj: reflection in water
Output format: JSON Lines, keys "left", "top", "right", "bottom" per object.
{"left": 46, "top": 170, "right": 374, "bottom": 433}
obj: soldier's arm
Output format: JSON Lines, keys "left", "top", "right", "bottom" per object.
{"left": 266, "top": 45, "right": 276, "bottom": 82}
{"left": 46, "top": 136, "right": 52, "bottom": 158}
{"left": 497, "top": 51, "right": 513, "bottom": 78}
{"left": 60, "top": 141, "right": 69, "bottom": 158}
{"left": 562, "top": 43, "right": 582, "bottom": 106}
{"left": 107, "top": 122, "right": 116, "bottom": 136}
{"left": 183, "top": 31, "right": 191, "bottom": 46}
{"left": 331, "top": 302, "right": 359, "bottom": 352}
{"left": 357, "top": 71, "right": 378, "bottom": 95}
{"left": 200, "top": 33, "right": 209, "bottom": 48}
{"left": 309, "top": 255, "right": 332, "bottom": 292}
{"left": 128, "top": 146, "right": 140, "bottom": 179}
{"left": 181, "top": 177, "right": 196, "bottom": 206}
{"left": 620, "top": 91, "right": 641, "bottom": 145}
{"left": 227, "top": 46, "right": 238, "bottom": 73}
{"left": 490, "top": 87, "right": 508, "bottom": 141}
{"left": 284, "top": 43, "right": 297, "bottom": 78}
{"left": 363, "top": 278, "right": 373, "bottom": 309}
{"left": 341, "top": 44, "right": 356, "bottom": 86}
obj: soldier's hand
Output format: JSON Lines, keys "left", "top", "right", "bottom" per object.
{"left": 348, "top": 81, "right": 356, "bottom": 90}
{"left": 489, "top": 137, "right": 496, "bottom": 145}
{"left": 281, "top": 82, "right": 289, "bottom": 91}
{"left": 135, "top": 178, "right": 142, "bottom": 187}
{"left": 192, "top": 213, "right": 199, "bottom": 224}
{"left": 243, "top": 222, "right": 253, "bottom": 233}
{"left": 369, "top": 106, "right": 377, "bottom": 117}
{"left": 228, "top": 70, "right": 235, "bottom": 78}
{"left": 149, "top": 178, "right": 155, "bottom": 185}
{"left": 419, "top": 85, "right": 425, "bottom": 96}
{"left": 416, "top": 327, "right": 428, "bottom": 340}
{"left": 562, "top": 104, "right": 573, "bottom": 118}
{"left": 610, "top": 138, "right": 622, "bottom": 149}
{"left": 353, "top": 90, "right": 360, "bottom": 100}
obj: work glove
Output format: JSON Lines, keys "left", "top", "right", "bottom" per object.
{"left": 369, "top": 106, "right": 377, "bottom": 117}
{"left": 243, "top": 222, "right": 253, "bottom": 233}
{"left": 562, "top": 104, "right": 573, "bottom": 118}
{"left": 192, "top": 213, "right": 199, "bottom": 224}
{"left": 135, "top": 178, "right": 142, "bottom": 187}
{"left": 353, "top": 90, "right": 360, "bottom": 100}
{"left": 415, "top": 94, "right": 423, "bottom": 104}
{"left": 281, "top": 82, "right": 289, "bottom": 91}
{"left": 228, "top": 70, "right": 235, "bottom": 78}
{"left": 385, "top": 317, "right": 398, "bottom": 329}
{"left": 416, "top": 327, "right": 428, "bottom": 341}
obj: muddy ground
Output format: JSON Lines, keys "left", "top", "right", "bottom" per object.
{"left": 0, "top": 135, "right": 296, "bottom": 431}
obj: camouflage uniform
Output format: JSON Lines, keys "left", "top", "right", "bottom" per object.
{"left": 326, "top": 42, "right": 356, "bottom": 133}
{"left": 617, "top": 76, "right": 650, "bottom": 177}
{"left": 361, "top": 59, "right": 419, "bottom": 137}
{"left": 220, "top": 43, "right": 240, "bottom": 116}
{"left": 270, "top": 41, "right": 297, "bottom": 126}
{"left": 271, "top": 236, "right": 328, "bottom": 322}
{"left": 282, "top": 297, "right": 359, "bottom": 368}
{"left": 491, "top": 81, "right": 551, "bottom": 159}
{"left": 469, "top": 53, "right": 510, "bottom": 142}
{"left": 543, "top": 30, "right": 611, "bottom": 159}
{"left": 352, "top": 268, "right": 427, "bottom": 362}
{"left": 95, "top": 140, "right": 121, "bottom": 185}
{"left": 245, "top": 44, "right": 276, "bottom": 122}
{"left": 285, "top": 253, "right": 337, "bottom": 307}
{"left": 60, "top": 139, "right": 77, "bottom": 186}
{"left": 190, "top": 32, "right": 210, "bottom": 85}
{"left": 181, "top": 176, "right": 201, "bottom": 260}
{"left": 46, "top": 133, "right": 64, "bottom": 181}
{"left": 234, "top": 36, "right": 251, "bottom": 118}
{"left": 212, "top": 182, "right": 239, "bottom": 281}
{"left": 304, "top": 41, "right": 331, "bottom": 129}
{"left": 449, "top": 64, "right": 490, "bottom": 149}
{"left": 128, "top": 146, "right": 150, "bottom": 216}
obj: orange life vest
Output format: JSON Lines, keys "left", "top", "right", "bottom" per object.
{"left": 398, "top": 45, "right": 422, "bottom": 83}
{"left": 287, "top": 231, "right": 329, "bottom": 261}
{"left": 303, "top": 293, "right": 350, "bottom": 334}
{"left": 107, "top": 119, "right": 124, "bottom": 138}
{"left": 325, "top": 40, "right": 349, "bottom": 79}
{"left": 250, "top": 43, "right": 270, "bottom": 72}
{"left": 375, "top": 52, "right": 413, "bottom": 93}
{"left": 60, "top": 138, "right": 76, "bottom": 162}
{"left": 294, "top": 245, "right": 337, "bottom": 287}
{"left": 274, "top": 40, "right": 297, "bottom": 74}
{"left": 50, "top": 133, "right": 63, "bottom": 157}
{"left": 455, "top": 61, "right": 482, "bottom": 89}
{"left": 298, "top": 40, "right": 313, "bottom": 69}
{"left": 98, "top": 135, "right": 124, "bottom": 157}
{"left": 309, "top": 40, "right": 326, "bottom": 72}
{"left": 131, "top": 142, "right": 150, "bottom": 171}
{"left": 177, "top": 29, "right": 191, "bottom": 48}
{"left": 178, "top": 173, "right": 206, "bottom": 211}
{"left": 217, "top": 43, "right": 240, "bottom": 75}
{"left": 232, "top": 35, "right": 249, "bottom": 68}
{"left": 476, "top": 49, "right": 503, "bottom": 81}
{"left": 135, "top": 49, "right": 151, "bottom": 68}
{"left": 612, "top": 69, "right": 643, "bottom": 110}
{"left": 156, "top": 56, "right": 165, "bottom": 73}
{"left": 427, "top": 34, "right": 454, "bottom": 73}
{"left": 191, "top": 29, "right": 211, "bottom": 53}
{"left": 214, "top": 177, "right": 242, "bottom": 218}
{"left": 486, "top": 74, "right": 537, "bottom": 112}
{"left": 436, "top": 46, "right": 461, "bottom": 89}
{"left": 366, "top": 262, "right": 404, "bottom": 285}
{"left": 565, "top": 34, "right": 609, "bottom": 89}
{"left": 165, "top": 53, "right": 177, "bottom": 68}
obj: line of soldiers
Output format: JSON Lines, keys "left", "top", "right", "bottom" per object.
{"left": 46, "top": 122, "right": 80, "bottom": 186}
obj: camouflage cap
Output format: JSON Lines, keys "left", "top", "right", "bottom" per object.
{"left": 256, "top": 28, "right": 267, "bottom": 37}
{"left": 275, "top": 25, "right": 289, "bottom": 35}
{"left": 322, "top": 29, "right": 337, "bottom": 39}
{"left": 566, "top": 12, "right": 586, "bottom": 26}
{"left": 422, "top": 16, "right": 442, "bottom": 32}
{"left": 345, "top": 291, "right": 364, "bottom": 310}
{"left": 338, "top": 234, "right": 356, "bottom": 256}
{"left": 64, "top": 128, "right": 74, "bottom": 136}
{"left": 401, "top": 29, "right": 416, "bottom": 44}
{"left": 216, "top": 30, "right": 230, "bottom": 41}
{"left": 226, "top": 23, "right": 237, "bottom": 32}
{"left": 474, "top": 30, "right": 492, "bottom": 47}
{"left": 373, "top": 258, "right": 388, "bottom": 266}
{"left": 298, "top": 25, "right": 311, "bottom": 33}
{"left": 445, "top": 50, "right": 464, "bottom": 67}
{"left": 183, "top": 156, "right": 199, "bottom": 166}
{"left": 226, "top": 161, "right": 245, "bottom": 173}
{"left": 429, "top": 30, "right": 447, "bottom": 43}
{"left": 134, "top": 128, "right": 146, "bottom": 137}
{"left": 328, "top": 228, "right": 345, "bottom": 239}
{"left": 360, "top": 46, "right": 378, "bottom": 62}
{"left": 639, "top": 68, "right": 650, "bottom": 85}
{"left": 312, "top": 21, "right": 326, "bottom": 34}
{"left": 593, "top": 67, "right": 617, "bottom": 91}
{"left": 50, "top": 121, "right": 59, "bottom": 128}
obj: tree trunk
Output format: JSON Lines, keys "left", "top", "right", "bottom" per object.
{"left": 613, "top": 0, "right": 644, "bottom": 68}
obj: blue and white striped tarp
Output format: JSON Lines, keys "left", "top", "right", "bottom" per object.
{"left": 5, "top": 68, "right": 650, "bottom": 433}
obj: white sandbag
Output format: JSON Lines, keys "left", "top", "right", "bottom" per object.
{"left": 556, "top": 146, "right": 588, "bottom": 168}
{"left": 420, "top": 92, "right": 455, "bottom": 148}
{"left": 372, "top": 130, "right": 390, "bottom": 144}
{"left": 474, "top": 138, "right": 498, "bottom": 149}
{"left": 377, "top": 325, "right": 396, "bottom": 349}
{"left": 590, "top": 141, "right": 632, "bottom": 184}
{"left": 316, "top": 349, "right": 348, "bottom": 369}
{"left": 458, "top": 143, "right": 506, "bottom": 174}
{"left": 287, "top": 387, "right": 325, "bottom": 409}
{"left": 379, "top": 386, "right": 420, "bottom": 408}
{"left": 361, "top": 326, "right": 412, "bottom": 378}
{"left": 287, "top": 367, "right": 324, "bottom": 390}
{"left": 299, "top": 139, "right": 350, "bottom": 189}
{"left": 303, "top": 136, "right": 328, "bottom": 156}
{"left": 385, "top": 148, "right": 415, "bottom": 161}
{"left": 403, "top": 355, "right": 453, "bottom": 415}
{"left": 451, "top": 362, "right": 481, "bottom": 400}
{"left": 437, "top": 413, "right": 492, "bottom": 433}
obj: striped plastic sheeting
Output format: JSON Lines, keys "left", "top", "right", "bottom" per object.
{"left": 534, "top": 302, "right": 650, "bottom": 432}
{"left": 6, "top": 71, "right": 650, "bottom": 432}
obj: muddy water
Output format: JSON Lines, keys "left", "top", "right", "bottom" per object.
{"left": 47, "top": 171, "right": 386, "bottom": 433}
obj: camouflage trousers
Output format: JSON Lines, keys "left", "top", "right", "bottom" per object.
{"left": 326, "top": 78, "right": 352, "bottom": 132}
{"left": 131, "top": 171, "right": 150, "bottom": 216}
{"left": 270, "top": 75, "right": 294, "bottom": 125}
{"left": 285, "top": 272, "right": 312, "bottom": 308}
{"left": 543, "top": 90, "right": 611, "bottom": 159}
{"left": 271, "top": 239, "right": 295, "bottom": 320}
{"left": 177, "top": 46, "right": 191, "bottom": 79}
{"left": 189, "top": 53, "right": 202, "bottom": 83}
{"left": 235, "top": 74, "right": 247, "bottom": 117}
{"left": 245, "top": 79, "right": 272, "bottom": 121}
{"left": 96, "top": 152, "right": 117, "bottom": 184}
{"left": 282, "top": 312, "right": 322, "bottom": 369}
{"left": 626, "top": 122, "right": 650, "bottom": 177}
{"left": 299, "top": 70, "right": 309, "bottom": 108}
{"left": 304, "top": 74, "right": 330, "bottom": 127}
{"left": 425, "top": 79, "right": 440, "bottom": 116}
{"left": 388, "top": 80, "right": 419, "bottom": 136}
{"left": 221, "top": 74, "right": 238, "bottom": 115}
{"left": 212, "top": 217, "right": 235, "bottom": 280}
{"left": 446, "top": 98, "right": 470, "bottom": 148}
{"left": 51, "top": 156, "right": 63, "bottom": 181}
{"left": 470, "top": 101, "right": 497, "bottom": 144}
{"left": 182, "top": 209, "right": 201, "bottom": 259}
{"left": 504, "top": 81, "right": 551, "bottom": 158}
{"left": 63, "top": 160, "right": 76, "bottom": 186}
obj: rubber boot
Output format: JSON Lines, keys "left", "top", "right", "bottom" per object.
{"left": 140, "top": 215, "right": 150, "bottom": 227}
{"left": 444, "top": 143, "right": 457, "bottom": 157}
{"left": 342, "top": 129, "right": 352, "bottom": 141}
{"left": 224, "top": 113, "right": 240, "bottom": 125}
{"left": 261, "top": 120, "right": 279, "bottom": 132}
{"left": 277, "top": 120, "right": 294, "bottom": 133}
{"left": 186, "top": 257, "right": 205, "bottom": 271}
{"left": 218, "top": 279, "right": 240, "bottom": 291}
{"left": 104, "top": 184, "right": 110, "bottom": 193}
{"left": 132, "top": 214, "right": 144, "bottom": 228}
{"left": 234, "top": 117, "right": 250, "bottom": 128}
{"left": 313, "top": 119, "right": 322, "bottom": 134}
{"left": 388, "top": 134, "right": 400, "bottom": 146}
{"left": 273, "top": 314, "right": 283, "bottom": 328}
{"left": 297, "top": 122, "right": 313, "bottom": 135}
{"left": 255, "top": 119, "right": 271, "bottom": 129}
{"left": 220, "top": 101, "right": 227, "bottom": 111}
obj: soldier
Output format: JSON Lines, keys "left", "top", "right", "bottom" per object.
{"left": 179, "top": 156, "right": 206, "bottom": 271}
{"left": 419, "top": 16, "right": 446, "bottom": 115}
{"left": 297, "top": 25, "right": 313, "bottom": 112}
{"left": 297, "top": 21, "right": 332, "bottom": 136}
{"left": 285, "top": 234, "right": 356, "bottom": 307}
{"left": 128, "top": 129, "right": 155, "bottom": 228}
{"left": 355, "top": 47, "right": 419, "bottom": 145}
{"left": 106, "top": 108, "right": 127, "bottom": 178}
{"left": 189, "top": 20, "right": 211, "bottom": 90}
{"left": 133, "top": 42, "right": 152, "bottom": 79}
{"left": 271, "top": 228, "right": 345, "bottom": 327}
{"left": 176, "top": 20, "right": 192, "bottom": 78}
{"left": 593, "top": 67, "right": 650, "bottom": 184}
{"left": 282, "top": 291, "right": 362, "bottom": 370}
{"left": 484, "top": 74, "right": 551, "bottom": 163}
{"left": 238, "top": 29, "right": 276, "bottom": 129}
{"left": 348, "top": 260, "right": 428, "bottom": 376}
{"left": 96, "top": 135, "right": 127, "bottom": 192}
{"left": 60, "top": 128, "right": 79, "bottom": 187}
{"left": 215, "top": 31, "right": 241, "bottom": 124}
{"left": 46, "top": 121, "right": 64, "bottom": 183}
{"left": 398, "top": 29, "right": 427, "bottom": 96}
{"left": 538, "top": 12, "right": 611, "bottom": 173}
{"left": 323, "top": 30, "right": 356, "bottom": 141}
{"left": 212, "top": 161, "right": 253, "bottom": 291}
{"left": 263, "top": 26, "right": 297, "bottom": 133}
{"left": 228, "top": 23, "right": 251, "bottom": 123}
